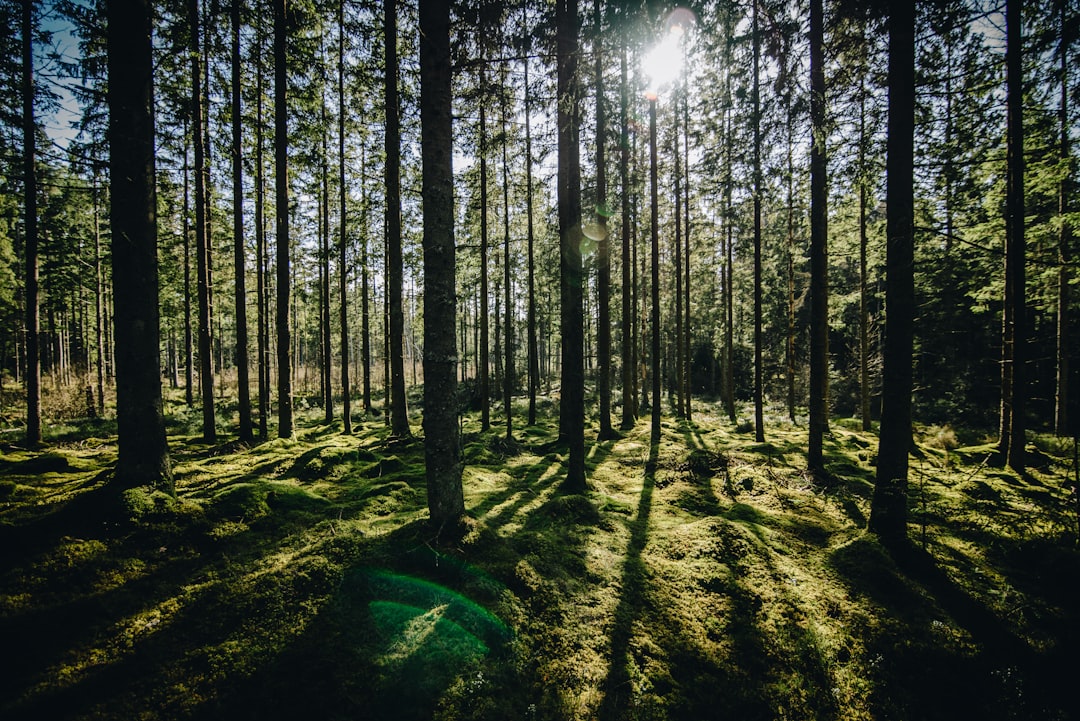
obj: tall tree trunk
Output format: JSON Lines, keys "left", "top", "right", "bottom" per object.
{"left": 858, "top": 73, "right": 871, "bottom": 432}
{"left": 479, "top": 62, "right": 491, "bottom": 432}
{"left": 183, "top": 119, "right": 195, "bottom": 408}
{"left": 870, "top": 0, "right": 914, "bottom": 546}
{"left": 785, "top": 94, "right": 797, "bottom": 424}
{"left": 320, "top": 91, "right": 333, "bottom": 424}
{"left": 339, "top": 0, "right": 352, "bottom": 434}
{"left": 385, "top": 0, "right": 410, "bottom": 437}
{"left": 23, "top": 0, "right": 41, "bottom": 447}
{"left": 501, "top": 70, "right": 514, "bottom": 441}
{"left": 231, "top": 0, "right": 253, "bottom": 442}
{"left": 648, "top": 95, "right": 661, "bottom": 446}
{"left": 682, "top": 75, "right": 692, "bottom": 423}
{"left": 1056, "top": 0, "right": 1071, "bottom": 436}
{"left": 673, "top": 85, "right": 684, "bottom": 419}
{"left": 255, "top": 24, "right": 269, "bottom": 439}
{"left": 595, "top": 0, "right": 614, "bottom": 439}
{"left": 808, "top": 0, "right": 829, "bottom": 478}
{"left": 274, "top": 0, "right": 293, "bottom": 438}
{"left": 619, "top": 30, "right": 634, "bottom": 431}
{"left": 524, "top": 24, "right": 539, "bottom": 427}
{"left": 418, "top": 0, "right": 463, "bottom": 533}
{"left": 361, "top": 147, "right": 372, "bottom": 414}
{"left": 723, "top": 52, "right": 735, "bottom": 423}
{"left": 752, "top": 0, "right": 764, "bottom": 443}
{"left": 107, "top": 0, "right": 173, "bottom": 492}
{"left": 191, "top": 0, "right": 215, "bottom": 442}
{"left": 558, "top": 0, "right": 586, "bottom": 488}
{"left": 1005, "top": 0, "right": 1026, "bottom": 471}
{"left": 93, "top": 173, "right": 105, "bottom": 416}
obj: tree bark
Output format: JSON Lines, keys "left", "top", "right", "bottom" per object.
{"left": 619, "top": 31, "right": 634, "bottom": 431}
{"left": 255, "top": 25, "right": 269, "bottom": 439}
{"left": 274, "top": 0, "right": 293, "bottom": 438}
{"left": 752, "top": 0, "right": 764, "bottom": 443}
{"left": 595, "top": 0, "right": 614, "bottom": 439}
{"left": 1004, "top": 0, "right": 1026, "bottom": 471}
{"left": 320, "top": 90, "right": 333, "bottom": 424}
{"left": 107, "top": 0, "right": 173, "bottom": 492}
{"left": 501, "top": 70, "right": 514, "bottom": 441}
{"left": 23, "top": 0, "right": 41, "bottom": 447}
{"left": 339, "top": 0, "right": 352, "bottom": 434}
{"left": 231, "top": 0, "right": 253, "bottom": 442}
{"left": 479, "top": 61, "right": 491, "bottom": 432}
{"left": 524, "top": 26, "right": 539, "bottom": 427}
{"left": 190, "top": 0, "right": 215, "bottom": 442}
{"left": 1056, "top": 0, "right": 1070, "bottom": 436}
{"left": 808, "top": 0, "right": 829, "bottom": 478}
{"left": 870, "top": 0, "right": 915, "bottom": 546}
{"left": 558, "top": 0, "right": 586, "bottom": 489}
{"left": 385, "top": 0, "right": 410, "bottom": 437}
{"left": 649, "top": 97, "right": 661, "bottom": 447}
{"left": 418, "top": 0, "right": 464, "bottom": 534}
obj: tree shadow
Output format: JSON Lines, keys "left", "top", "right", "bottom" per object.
{"left": 597, "top": 440, "right": 657, "bottom": 721}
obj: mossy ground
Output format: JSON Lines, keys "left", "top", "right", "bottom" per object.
{"left": 1, "top": 397, "right": 1077, "bottom": 720}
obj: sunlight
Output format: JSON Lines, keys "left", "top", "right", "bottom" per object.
{"left": 642, "top": 8, "right": 696, "bottom": 99}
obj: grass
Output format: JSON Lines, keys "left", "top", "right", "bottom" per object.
{"left": 0, "top": 398, "right": 1077, "bottom": 721}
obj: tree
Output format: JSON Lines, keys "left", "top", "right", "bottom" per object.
{"left": 751, "top": 0, "right": 764, "bottom": 443}
{"left": 107, "top": 0, "right": 173, "bottom": 492}
{"left": 274, "top": 0, "right": 293, "bottom": 438}
{"left": 557, "top": 0, "right": 586, "bottom": 489}
{"left": 619, "top": 23, "right": 634, "bottom": 431}
{"left": 594, "top": 0, "right": 615, "bottom": 440}
{"left": 190, "top": 0, "right": 215, "bottom": 442}
{"left": 807, "top": 0, "right": 828, "bottom": 478}
{"left": 338, "top": 0, "right": 352, "bottom": 435}
{"left": 418, "top": 0, "right": 463, "bottom": 533}
{"left": 998, "top": 0, "right": 1025, "bottom": 471}
{"left": 231, "top": 0, "right": 253, "bottom": 443}
{"left": 385, "top": 0, "right": 410, "bottom": 438}
{"left": 869, "top": 0, "right": 914, "bottom": 546}
{"left": 22, "top": 0, "right": 41, "bottom": 447}
{"left": 1056, "top": 0, "right": 1071, "bottom": 437}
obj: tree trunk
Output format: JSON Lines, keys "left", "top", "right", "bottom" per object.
{"left": 23, "top": 0, "right": 41, "bottom": 447}
{"left": 274, "top": 0, "right": 293, "bottom": 438}
{"left": 320, "top": 91, "right": 333, "bottom": 424}
{"left": 858, "top": 73, "right": 871, "bottom": 432}
{"left": 619, "top": 31, "right": 634, "bottom": 431}
{"left": 182, "top": 119, "right": 195, "bottom": 409}
{"left": 479, "top": 62, "right": 491, "bottom": 433}
{"left": 870, "top": 0, "right": 915, "bottom": 546}
{"left": 808, "top": 0, "right": 829, "bottom": 478}
{"left": 93, "top": 174, "right": 105, "bottom": 416}
{"left": 190, "top": 0, "right": 215, "bottom": 442}
{"left": 682, "top": 76, "right": 692, "bottom": 423}
{"left": 524, "top": 28, "right": 539, "bottom": 427}
{"left": 339, "top": 0, "right": 352, "bottom": 434}
{"left": 673, "top": 86, "right": 684, "bottom": 420}
{"left": 558, "top": 0, "right": 586, "bottom": 489}
{"left": 385, "top": 0, "right": 410, "bottom": 437}
{"left": 1055, "top": 0, "right": 1070, "bottom": 436}
{"left": 107, "top": 0, "right": 173, "bottom": 492}
{"left": 418, "top": 0, "right": 464, "bottom": 533}
{"left": 648, "top": 96, "right": 661, "bottom": 446}
{"left": 501, "top": 70, "right": 514, "bottom": 441}
{"left": 231, "top": 0, "right": 253, "bottom": 442}
{"left": 255, "top": 25, "right": 269, "bottom": 439}
{"left": 1005, "top": 0, "right": 1026, "bottom": 471}
{"left": 595, "top": 0, "right": 614, "bottom": 439}
{"left": 361, "top": 147, "right": 372, "bottom": 415}
{"left": 752, "top": 0, "right": 764, "bottom": 443}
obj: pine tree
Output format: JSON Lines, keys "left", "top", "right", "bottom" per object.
{"left": 107, "top": 0, "right": 173, "bottom": 493}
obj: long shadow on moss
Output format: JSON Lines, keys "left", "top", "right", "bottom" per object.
{"left": 597, "top": 441, "right": 657, "bottom": 721}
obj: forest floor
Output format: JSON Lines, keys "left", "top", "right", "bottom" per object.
{"left": 0, "top": 392, "right": 1078, "bottom": 721}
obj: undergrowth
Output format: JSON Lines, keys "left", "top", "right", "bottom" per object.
{"left": 0, "top": 401, "right": 1077, "bottom": 721}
